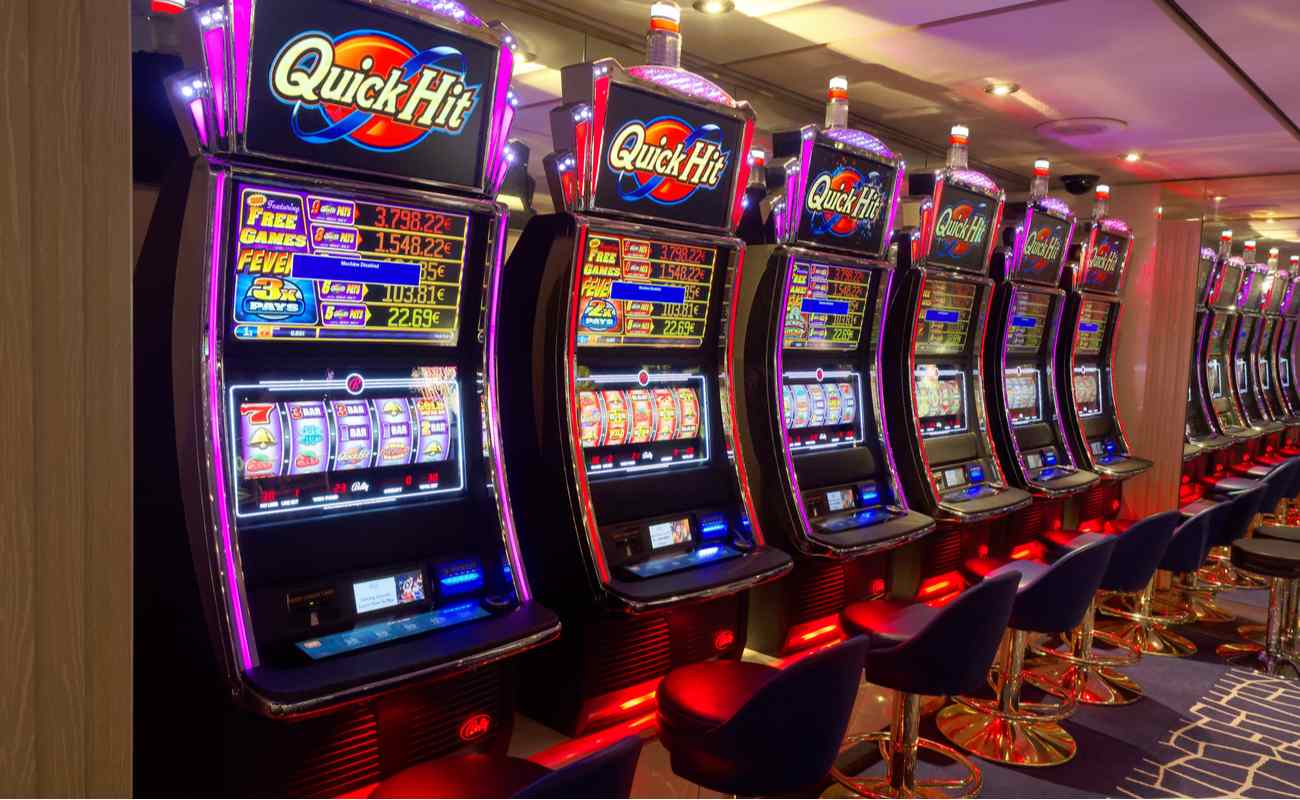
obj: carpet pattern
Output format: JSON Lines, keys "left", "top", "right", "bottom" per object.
{"left": 1120, "top": 668, "right": 1300, "bottom": 798}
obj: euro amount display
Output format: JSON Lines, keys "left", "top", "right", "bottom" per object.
{"left": 1076, "top": 300, "right": 1110, "bottom": 355}
{"left": 783, "top": 261, "right": 870, "bottom": 351}
{"left": 576, "top": 231, "right": 716, "bottom": 348}
{"left": 230, "top": 181, "right": 468, "bottom": 344}
{"left": 916, "top": 278, "right": 977, "bottom": 355}
{"left": 1006, "top": 290, "right": 1051, "bottom": 353}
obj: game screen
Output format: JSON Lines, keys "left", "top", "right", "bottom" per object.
{"left": 1005, "top": 290, "right": 1051, "bottom": 354}
{"left": 647, "top": 518, "right": 693, "bottom": 551}
{"left": 576, "top": 372, "right": 708, "bottom": 476}
{"left": 925, "top": 185, "right": 996, "bottom": 273}
{"left": 1076, "top": 300, "right": 1111, "bottom": 356}
{"left": 1082, "top": 231, "right": 1128, "bottom": 293}
{"left": 914, "top": 365, "right": 967, "bottom": 437}
{"left": 1236, "top": 359, "right": 1249, "bottom": 393}
{"left": 229, "top": 180, "right": 469, "bottom": 344}
{"left": 575, "top": 230, "right": 717, "bottom": 348}
{"left": 1283, "top": 357, "right": 1291, "bottom": 389}
{"left": 1207, "top": 360, "right": 1224, "bottom": 399}
{"left": 1208, "top": 316, "right": 1231, "bottom": 356}
{"left": 783, "top": 260, "right": 871, "bottom": 351}
{"left": 1072, "top": 366, "right": 1103, "bottom": 417}
{"left": 1212, "top": 263, "right": 1244, "bottom": 309}
{"left": 1260, "top": 358, "right": 1271, "bottom": 391}
{"left": 229, "top": 366, "right": 462, "bottom": 521}
{"left": 1012, "top": 210, "right": 1071, "bottom": 284}
{"left": 915, "top": 278, "right": 978, "bottom": 356}
{"left": 781, "top": 371, "right": 865, "bottom": 451}
{"left": 1004, "top": 368, "right": 1042, "bottom": 425}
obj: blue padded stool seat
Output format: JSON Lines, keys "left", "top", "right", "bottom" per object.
{"left": 371, "top": 736, "right": 643, "bottom": 799}
{"left": 656, "top": 636, "right": 870, "bottom": 797}
{"left": 831, "top": 574, "right": 1020, "bottom": 798}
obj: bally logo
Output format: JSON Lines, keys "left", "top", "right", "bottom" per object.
{"left": 806, "top": 167, "right": 885, "bottom": 237}
{"left": 607, "top": 116, "right": 730, "bottom": 205}
{"left": 934, "top": 204, "right": 989, "bottom": 253}
{"left": 269, "top": 30, "right": 481, "bottom": 151}
{"left": 459, "top": 713, "right": 493, "bottom": 742}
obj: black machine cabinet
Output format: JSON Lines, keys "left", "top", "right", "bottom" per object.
{"left": 1273, "top": 270, "right": 1300, "bottom": 428}
{"left": 732, "top": 122, "right": 935, "bottom": 655}
{"left": 985, "top": 197, "right": 1099, "bottom": 498}
{"left": 1055, "top": 216, "right": 1153, "bottom": 480}
{"left": 496, "top": 55, "right": 791, "bottom": 734}
{"left": 1196, "top": 253, "right": 1255, "bottom": 440}
{"left": 1230, "top": 257, "right": 1286, "bottom": 438}
{"left": 881, "top": 169, "right": 1031, "bottom": 523}
{"left": 1185, "top": 245, "right": 1239, "bottom": 454}
{"left": 149, "top": 1, "right": 560, "bottom": 790}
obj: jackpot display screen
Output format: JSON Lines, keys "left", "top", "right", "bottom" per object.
{"left": 916, "top": 278, "right": 978, "bottom": 356}
{"left": 229, "top": 366, "right": 463, "bottom": 521}
{"left": 1073, "top": 366, "right": 1103, "bottom": 417}
{"left": 914, "top": 365, "right": 966, "bottom": 437}
{"left": 575, "top": 230, "right": 717, "bottom": 348}
{"left": 1006, "top": 290, "right": 1051, "bottom": 354}
{"left": 1004, "top": 368, "right": 1042, "bottom": 425}
{"left": 576, "top": 371, "right": 708, "bottom": 476}
{"left": 781, "top": 370, "right": 865, "bottom": 451}
{"left": 230, "top": 180, "right": 469, "bottom": 344}
{"left": 783, "top": 260, "right": 870, "bottom": 351}
{"left": 1076, "top": 300, "right": 1110, "bottom": 356}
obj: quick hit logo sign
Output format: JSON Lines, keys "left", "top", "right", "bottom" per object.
{"left": 269, "top": 30, "right": 481, "bottom": 150}
{"left": 607, "top": 116, "right": 730, "bottom": 205}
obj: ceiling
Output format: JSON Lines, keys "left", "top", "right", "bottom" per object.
{"left": 132, "top": 0, "right": 1300, "bottom": 249}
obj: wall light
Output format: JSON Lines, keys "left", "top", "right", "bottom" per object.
{"left": 693, "top": 0, "right": 735, "bottom": 13}
{"left": 985, "top": 82, "right": 1020, "bottom": 96}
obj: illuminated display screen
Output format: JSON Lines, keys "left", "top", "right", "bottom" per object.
{"left": 229, "top": 367, "right": 462, "bottom": 521}
{"left": 1004, "top": 369, "right": 1042, "bottom": 426}
{"left": 353, "top": 569, "right": 425, "bottom": 616}
{"left": 1073, "top": 366, "right": 1103, "bottom": 417}
{"left": 1207, "top": 360, "right": 1224, "bottom": 399}
{"left": 916, "top": 278, "right": 978, "bottom": 355}
{"left": 1082, "top": 231, "right": 1127, "bottom": 293}
{"left": 576, "top": 371, "right": 708, "bottom": 476}
{"left": 1076, "top": 300, "right": 1110, "bottom": 356}
{"left": 1236, "top": 317, "right": 1255, "bottom": 351}
{"left": 1236, "top": 359, "right": 1249, "bottom": 392}
{"left": 230, "top": 181, "right": 468, "bottom": 344}
{"left": 575, "top": 230, "right": 717, "bottom": 348}
{"left": 1283, "top": 357, "right": 1291, "bottom": 388}
{"left": 783, "top": 261, "right": 870, "bottom": 351}
{"left": 1208, "top": 316, "right": 1231, "bottom": 356}
{"left": 826, "top": 488, "right": 856, "bottom": 512}
{"left": 781, "top": 370, "right": 865, "bottom": 451}
{"left": 914, "top": 365, "right": 966, "bottom": 437}
{"left": 1260, "top": 359, "right": 1271, "bottom": 390}
{"left": 1006, "top": 290, "right": 1051, "bottom": 354}
{"left": 1026, "top": 452, "right": 1043, "bottom": 469}
{"left": 647, "top": 518, "right": 693, "bottom": 551}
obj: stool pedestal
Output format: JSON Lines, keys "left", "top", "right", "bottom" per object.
{"left": 1024, "top": 599, "right": 1143, "bottom": 706}
{"left": 1096, "top": 578, "right": 1197, "bottom": 658}
{"left": 1218, "top": 577, "right": 1300, "bottom": 676}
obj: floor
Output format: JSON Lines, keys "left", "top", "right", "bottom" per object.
{"left": 508, "top": 588, "right": 1299, "bottom": 798}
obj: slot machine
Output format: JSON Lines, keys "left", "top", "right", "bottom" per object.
{"left": 1252, "top": 248, "right": 1299, "bottom": 458}
{"left": 984, "top": 160, "right": 1098, "bottom": 500}
{"left": 733, "top": 77, "right": 935, "bottom": 657}
{"left": 1227, "top": 241, "right": 1287, "bottom": 472}
{"left": 1055, "top": 186, "right": 1153, "bottom": 487}
{"left": 159, "top": 0, "right": 559, "bottom": 791}
{"left": 496, "top": 1, "right": 792, "bottom": 735}
{"left": 880, "top": 125, "right": 1031, "bottom": 599}
{"left": 1273, "top": 255, "right": 1300, "bottom": 453}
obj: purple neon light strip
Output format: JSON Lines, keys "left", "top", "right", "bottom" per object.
{"left": 485, "top": 44, "right": 515, "bottom": 194}
{"left": 822, "top": 126, "right": 894, "bottom": 159}
{"left": 882, "top": 161, "right": 904, "bottom": 255}
{"left": 626, "top": 64, "right": 735, "bottom": 107}
{"left": 949, "top": 168, "right": 1000, "bottom": 196}
{"left": 874, "top": 266, "right": 909, "bottom": 508}
{"left": 1038, "top": 196, "right": 1072, "bottom": 219}
{"left": 485, "top": 211, "right": 532, "bottom": 602}
{"left": 190, "top": 99, "right": 209, "bottom": 147}
{"left": 232, "top": 0, "right": 251, "bottom": 136}
{"left": 207, "top": 172, "right": 253, "bottom": 670}
{"left": 202, "top": 23, "right": 228, "bottom": 139}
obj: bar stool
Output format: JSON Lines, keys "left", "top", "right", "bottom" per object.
{"left": 1199, "top": 461, "right": 1299, "bottom": 593}
{"left": 1024, "top": 511, "right": 1181, "bottom": 706}
{"left": 1161, "top": 485, "right": 1267, "bottom": 623}
{"left": 1222, "top": 538, "right": 1300, "bottom": 677}
{"left": 831, "top": 573, "right": 1020, "bottom": 798}
{"left": 371, "top": 735, "right": 643, "bottom": 799}
{"left": 936, "top": 536, "right": 1116, "bottom": 767}
{"left": 655, "top": 636, "right": 870, "bottom": 797}
{"left": 1219, "top": 522, "right": 1300, "bottom": 661}
{"left": 1096, "top": 503, "right": 1222, "bottom": 657}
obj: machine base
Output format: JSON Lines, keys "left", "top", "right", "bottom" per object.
{"left": 934, "top": 703, "right": 1076, "bottom": 767}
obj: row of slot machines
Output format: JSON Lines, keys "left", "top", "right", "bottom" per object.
{"left": 137, "top": 0, "right": 1147, "bottom": 794}
{"left": 1182, "top": 232, "right": 1300, "bottom": 512}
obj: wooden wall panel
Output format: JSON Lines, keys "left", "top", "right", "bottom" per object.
{"left": 1110, "top": 186, "right": 1202, "bottom": 517}
{"left": 0, "top": 0, "right": 131, "bottom": 795}
{"left": 0, "top": 0, "right": 37, "bottom": 793}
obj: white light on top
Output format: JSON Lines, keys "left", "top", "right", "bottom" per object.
{"left": 650, "top": 1, "right": 681, "bottom": 23}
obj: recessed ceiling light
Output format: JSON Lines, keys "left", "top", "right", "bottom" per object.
{"left": 985, "top": 82, "right": 1019, "bottom": 97}
{"left": 693, "top": 0, "right": 734, "bottom": 13}
{"left": 1214, "top": 195, "right": 1226, "bottom": 202}
{"left": 1124, "top": 152, "right": 1141, "bottom": 162}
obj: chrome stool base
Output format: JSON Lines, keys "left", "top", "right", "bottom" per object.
{"left": 1022, "top": 655, "right": 1143, "bottom": 706}
{"left": 934, "top": 702, "right": 1075, "bottom": 767}
{"left": 1152, "top": 588, "right": 1235, "bottom": 623}
{"left": 1095, "top": 617, "right": 1196, "bottom": 657}
{"left": 831, "top": 693, "right": 981, "bottom": 799}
